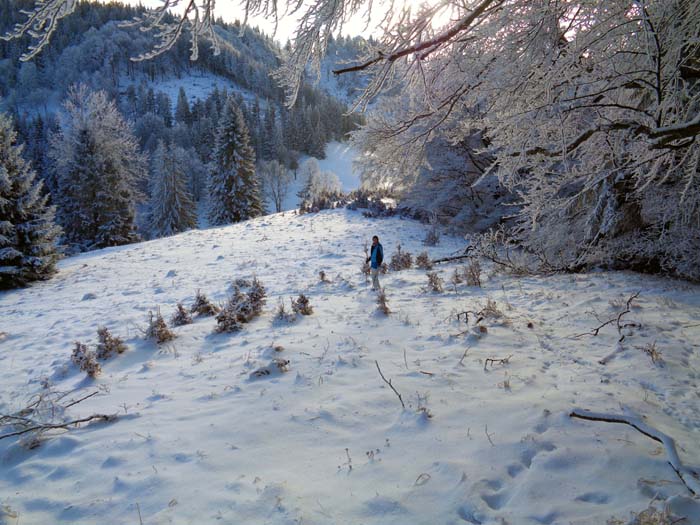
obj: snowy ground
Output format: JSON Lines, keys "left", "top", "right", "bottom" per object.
{"left": 1, "top": 209, "right": 699, "bottom": 525}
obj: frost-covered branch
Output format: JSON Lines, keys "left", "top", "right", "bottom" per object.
{"left": 570, "top": 409, "right": 700, "bottom": 495}
{"left": 0, "top": 0, "right": 78, "bottom": 61}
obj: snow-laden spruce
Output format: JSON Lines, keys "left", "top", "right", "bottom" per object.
{"left": 50, "top": 86, "right": 146, "bottom": 252}
{"left": 208, "top": 95, "right": 264, "bottom": 225}
{"left": 0, "top": 113, "right": 61, "bottom": 289}
{"left": 148, "top": 141, "right": 197, "bottom": 238}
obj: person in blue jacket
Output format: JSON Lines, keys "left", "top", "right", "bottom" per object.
{"left": 366, "top": 235, "right": 384, "bottom": 290}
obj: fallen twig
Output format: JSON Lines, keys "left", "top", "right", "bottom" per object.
{"left": 575, "top": 292, "right": 640, "bottom": 341}
{"left": 431, "top": 246, "right": 475, "bottom": 265}
{"left": 0, "top": 413, "right": 116, "bottom": 441}
{"left": 570, "top": 409, "right": 700, "bottom": 495}
{"left": 64, "top": 391, "right": 99, "bottom": 409}
{"left": 458, "top": 346, "right": 470, "bottom": 366}
{"left": 484, "top": 354, "right": 512, "bottom": 369}
{"left": 484, "top": 424, "right": 495, "bottom": 446}
{"left": 375, "top": 360, "right": 405, "bottom": 409}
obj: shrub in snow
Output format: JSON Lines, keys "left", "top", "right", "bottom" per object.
{"left": 71, "top": 342, "right": 101, "bottom": 378}
{"left": 233, "top": 277, "right": 252, "bottom": 288}
{"left": 273, "top": 299, "right": 295, "bottom": 323}
{"left": 215, "top": 280, "right": 267, "bottom": 333}
{"left": 415, "top": 251, "right": 433, "bottom": 270}
{"left": 250, "top": 358, "right": 290, "bottom": 378}
{"left": 464, "top": 260, "right": 482, "bottom": 287}
{"left": 191, "top": 290, "right": 220, "bottom": 316}
{"left": 389, "top": 245, "right": 413, "bottom": 271}
{"left": 425, "top": 272, "right": 444, "bottom": 293}
{"left": 481, "top": 298, "right": 503, "bottom": 319}
{"left": 215, "top": 298, "right": 244, "bottom": 333}
{"left": 171, "top": 302, "right": 193, "bottom": 326}
{"left": 291, "top": 294, "right": 313, "bottom": 315}
{"left": 319, "top": 270, "right": 329, "bottom": 283}
{"left": 247, "top": 277, "right": 267, "bottom": 315}
{"left": 95, "top": 327, "right": 127, "bottom": 360}
{"left": 146, "top": 309, "right": 176, "bottom": 344}
{"left": 450, "top": 262, "right": 481, "bottom": 289}
{"left": 423, "top": 224, "right": 440, "bottom": 246}
{"left": 376, "top": 288, "right": 390, "bottom": 315}
{"left": 0, "top": 113, "right": 61, "bottom": 289}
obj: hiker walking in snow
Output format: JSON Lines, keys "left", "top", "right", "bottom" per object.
{"left": 367, "top": 235, "right": 384, "bottom": 291}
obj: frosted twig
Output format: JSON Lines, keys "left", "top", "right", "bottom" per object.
{"left": 375, "top": 360, "right": 405, "bottom": 409}
{"left": 574, "top": 292, "right": 640, "bottom": 340}
{"left": 570, "top": 409, "right": 700, "bottom": 495}
{"left": 458, "top": 346, "right": 470, "bottom": 366}
{"left": 484, "top": 424, "right": 495, "bottom": 446}
{"left": 0, "top": 414, "right": 116, "bottom": 441}
{"left": 484, "top": 354, "right": 512, "bottom": 369}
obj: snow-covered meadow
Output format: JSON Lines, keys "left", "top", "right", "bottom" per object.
{"left": 1, "top": 209, "right": 699, "bottom": 524}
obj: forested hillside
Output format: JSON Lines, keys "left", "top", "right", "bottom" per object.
{"left": 0, "top": 0, "right": 365, "bottom": 253}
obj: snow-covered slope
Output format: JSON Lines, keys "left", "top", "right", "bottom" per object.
{"left": 1, "top": 209, "right": 699, "bottom": 524}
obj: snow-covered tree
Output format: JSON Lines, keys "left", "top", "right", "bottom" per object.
{"left": 297, "top": 158, "right": 344, "bottom": 211}
{"left": 50, "top": 86, "right": 146, "bottom": 251}
{"left": 0, "top": 113, "right": 61, "bottom": 289}
{"left": 258, "top": 159, "right": 292, "bottom": 213}
{"left": 296, "top": 158, "right": 322, "bottom": 205}
{"left": 7, "top": 0, "right": 700, "bottom": 279}
{"left": 175, "top": 87, "right": 191, "bottom": 126}
{"left": 208, "top": 96, "right": 263, "bottom": 225}
{"left": 149, "top": 141, "right": 197, "bottom": 237}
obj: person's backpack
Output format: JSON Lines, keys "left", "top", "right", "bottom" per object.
{"left": 377, "top": 244, "right": 383, "bottom": 266}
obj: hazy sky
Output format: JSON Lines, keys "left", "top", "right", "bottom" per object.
{"left": 134, "top": 0, "right": 386, "bottom": 44}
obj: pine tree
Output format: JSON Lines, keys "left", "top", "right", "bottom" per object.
{"left": 0, "top": 113, "right": 61, "bottom": 289}
{"left": 149, "top": 141, "right": 197, "bottom": 237}
{"left": 175, "top": 87, "right": 192, "bottom": 126}
{"left": 51, "top": 86, "right": 145, "bottom": 251}
{"left": 208, "top": 96, "right": 263, "bottom": 225}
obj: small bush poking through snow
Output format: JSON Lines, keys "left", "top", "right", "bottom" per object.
{"left": 638, "top": 341, "right": 663, "bottom": 365}
{"left": 191, "top": 290, "right": 220, "bottom": 316}
{"left": 71, "top": 342, "right": 101, "bottom": 378}
{"left": 425, "top": 272, "right": 444, "bottom": 293}
{"left": 415, "top": 251, "right": 433, "bottom": 270}
{"left": 234, "top": 277, "right": 252, "bottom": 289}
{"left": 389, "top": 245, "right": 413, "bottom": 271}
{"left": 464, "top": 260, "right": 482, "bottom": 287}
{"left": 215, "top": 298, "right": 244, "bottom": 333}
{"left": 291, "top": 294, "right": 313, "bottom": 315}
{"left": 171, "top": 302, "right": 193, "bottom": 326}
{"left": 250, "top": 358, "right": 290, "bottom": 378}
{"left": 146, "top": 309, "right": 176, "bottom": 344}
{"left": 216, "top": 280, "right": 267, "bottom": 333}
{"left": 481, "top": 298, "right": 503, "bottom": 319}
{"left": 247, "top": 277, "right": 267, "bottom": 315}
{"left": 95, "top": 327, "right": 127, "bottom": 360}
{"left": 376, "top": 288, "right": 391, "bottom": 315}
{"left": 423, "top": 224, "right": 440, "bottom": 246}
{"left": 274, "top": 299, "right": 296, "bottom": 323}
{"left": 319, "top": 270, "right": 329, "bottom": 282}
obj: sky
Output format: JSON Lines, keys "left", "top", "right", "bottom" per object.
{"left": 134, "top": 0, "right": 388, "bottom": 45}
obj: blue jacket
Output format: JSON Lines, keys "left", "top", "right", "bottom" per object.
{"left": 370, "top": 243, "right": 384, "bottom": 269}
